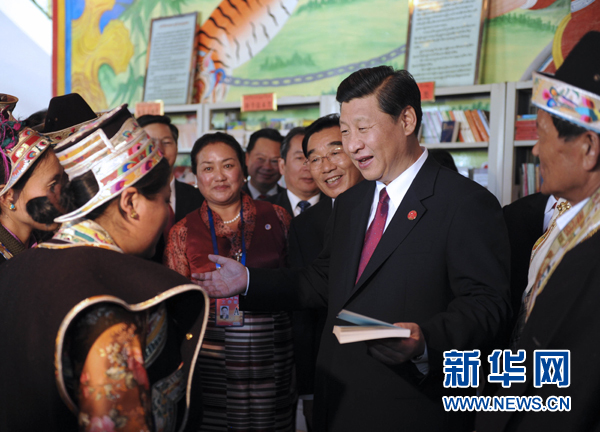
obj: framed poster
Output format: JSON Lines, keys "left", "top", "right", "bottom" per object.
{"left": 405, "top": 0, "right": 488, "bottom": 87}
{"left": 143, "top": 13, "right": 198, "bottom": 105}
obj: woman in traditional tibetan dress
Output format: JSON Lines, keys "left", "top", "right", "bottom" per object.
{"left": 0, "top": 105, "right": 208, "bottom": 431}
{"left": 165, "top": 132, "right": 296, "bottom": 432}
{"left": 0, "top": 108, "right": 65, "bottom": 261}
{"left": 0, "top": 93, "right": 97, "bottom": 262}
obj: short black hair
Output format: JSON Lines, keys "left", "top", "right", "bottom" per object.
{"left": 137, "top": 114, "right": 179, "bottom": 143}
{"left": 280, "top": 127, "right": 305, "bottom": 160}
{"left": 190, "top": 132, "right": 246, "bottom": 176}
{"left": 246, "top": 128, "right": 283, "bottom": 154}
{"left": 429, "top": 149, "right": 458, "bottom": 172}
{"left": 336, "top": 66, "right": 422, "bottom": 135}
{"left": 550, "top": 113, "right": 600, "bottom": 142}
{"left": 302, "top": 114, "right": 341, "bottom": 157}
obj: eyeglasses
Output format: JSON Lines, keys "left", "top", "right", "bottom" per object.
{"left": 304, "top": 147, "right": 346, "bottom": 171}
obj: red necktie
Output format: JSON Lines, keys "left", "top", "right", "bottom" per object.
{"left": 164, "top": 205, "right": 175, "bottom": 239}
{"left": 356, "top": 188, "right": 389, "bottom": 283}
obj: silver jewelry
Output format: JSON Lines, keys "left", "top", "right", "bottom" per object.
{"left": 223, "top": 213, "right": 241, "bottom": 224}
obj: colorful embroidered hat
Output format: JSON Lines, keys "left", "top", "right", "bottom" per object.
{"left": 0, "top": 108, "right": 53, "bottom": 197}
{"left": 54, "top": 104, "right": 164, "bottom": 223}
{"left": 532, "top": 31, "right": 600, "bottom": 133}
{"left": 42, "top": 93, "right": 98, "bottom": 141}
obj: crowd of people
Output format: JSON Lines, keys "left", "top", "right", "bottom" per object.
{"left": 0, "top": 31, "right": 599, "bottom": 432}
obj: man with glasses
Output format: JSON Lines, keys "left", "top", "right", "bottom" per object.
{"left": 288, "top": 114, "right": 363, "bottom": 431}
{"left": 138, "top": 114, "right": 204, "bottom": 262}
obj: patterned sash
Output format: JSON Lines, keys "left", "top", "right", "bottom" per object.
{"left": 526, "top": 187, "right": 600, "bottom": 319}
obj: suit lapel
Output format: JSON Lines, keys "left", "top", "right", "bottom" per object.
{"left": 344, "top": 157, "right": 439, "bottom": 305}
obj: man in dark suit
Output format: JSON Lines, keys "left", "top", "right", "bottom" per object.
{"left": 502, "top": 192, "right": 552, "bottom": 345}
{"left": 196, "top": 66, "right": 510, "bottom": 431}
{"left": 288, "top": 113, "right": 364, "bottom": 431}
{"left": 241, "top": 128, "right": 285, "bottom": 199}
{"left": 137, "top": 115, "right": 204, "bottom": 262}
{"left": 267, "top": 126, "right": 321, "bottom": 216}
{"left": 477, "top": 32, "right": 600, "bottom": 432}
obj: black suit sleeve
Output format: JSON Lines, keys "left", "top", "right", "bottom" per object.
{"left": 241, "top": 200, "right": 337, "bottom": 312}
{"left": 420, "top": 188, "right": 511, "bottom": 373}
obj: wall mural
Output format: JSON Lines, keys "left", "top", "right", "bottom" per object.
{"left": 54, "top": 0, "right": 599, "bottom": 112}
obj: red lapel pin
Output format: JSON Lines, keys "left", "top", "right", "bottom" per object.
{"left": 407, "top": 210, "right": 417, "bottom": 220}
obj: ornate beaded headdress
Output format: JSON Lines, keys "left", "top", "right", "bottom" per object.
{"left": 0, "top": 108, "right": 53, "bottom": 197}
{"left": 54, "top": 104, "right": 163, "bottom": 223}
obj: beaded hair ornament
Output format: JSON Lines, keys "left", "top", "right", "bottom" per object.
{"left": 0, "top": 107, "right": 52, "bottom": 197}
{"left": 54, "top": 104, "right": 163, "bottom": 223}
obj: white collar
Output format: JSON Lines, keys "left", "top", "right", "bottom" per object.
{"left": 170, "top": 177, "right": 176, "bottom": 213}
{"left": 247, "top": 181, "right": 279, "bottom": 199}
{"left": 556, "top": 197, "right": 590, "bottom": 230}
{"left": 287, "top": 189, "right": 320, "bottom": 216}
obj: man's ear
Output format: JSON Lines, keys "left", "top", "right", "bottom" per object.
{"left": 278, "top": 157, "right": 286, "bottom": 176}
{"left": 119, "top": 186, "right": 139, "bottom": 220}
{"left": 401, "top": 106, "right": 418, "bottom": 137}
{"left": 581, "top": 131, "right": 600, "bottom": 172}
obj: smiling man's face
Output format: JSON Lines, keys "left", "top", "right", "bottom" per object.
{"left": 306, "top": 126, "right": 363, "bottom": 198}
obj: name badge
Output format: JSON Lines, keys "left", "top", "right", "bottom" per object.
{"left": 215, "top": 296, "right": 244, "bottom": 327}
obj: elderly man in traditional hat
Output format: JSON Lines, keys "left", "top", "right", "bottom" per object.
{"left": 477, "top": 31, "right": 600, "bottom": 432}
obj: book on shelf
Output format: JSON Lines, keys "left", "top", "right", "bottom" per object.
{"left": 440, "top": 121, "right": 459, "bottom": 142}
{"left": 420, "top": 109, "right": 490, "bottom": 144}
{"left": 520, "top": 162, "right": 542, "bottom": 196}
{"left": 332, "top": 309, "right": 411, "bottom": 344}
{"left": 515, "top": 114, "right": 538, "bottom": 141}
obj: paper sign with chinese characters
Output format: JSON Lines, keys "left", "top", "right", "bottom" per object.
{"left": 241, "top": 93, "right": 277, "bottom": 112}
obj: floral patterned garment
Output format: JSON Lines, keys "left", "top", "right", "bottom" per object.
{"left": 66, "top": 304, "right": 153, "bottom": 432}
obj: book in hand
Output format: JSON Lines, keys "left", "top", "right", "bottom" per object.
{"left": 333, "top": 309, "right": 411, "bottom": 344}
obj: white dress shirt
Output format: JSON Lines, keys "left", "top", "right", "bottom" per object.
{"left": 287, "top": 190, "right": 320, "bottom": 217}
{"left": 170, "top": 177, "right": 177, "bottom": 213}
{"left": 247, "top": 181, "right": 279, "bottom": 199}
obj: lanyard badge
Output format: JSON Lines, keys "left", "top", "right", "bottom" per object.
{"left": 208, "top": 207, "right": 245, "bottom": 327}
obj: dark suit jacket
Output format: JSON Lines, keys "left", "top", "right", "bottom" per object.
{"left": 174, "top": 180, "right": 205, "bottom": 223}
{"left": 153, "top": 180, "right": 204, "bottom": 263}
{"left": 267, "top": 190, "right": 327, "bottom": 218}
{"left": 288, "top": 196, "right": 332, "bottom": 395}
{"left": 243, "top": 156, "right": 511, "bottom": 431}
{"left": 502, "top": 193, "right": 548, "bottom": 346}
{"left": 241, "top": 182, "right": 285, "bottom": 200}
{"left": 476, "top": 231, "right": 600, "bottom": 432}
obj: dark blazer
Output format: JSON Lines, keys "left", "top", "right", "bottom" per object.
{"left": 288, "top": 196, "right": 332, "bottom": 395}
{"left": 241, "top": 182, "right": 285, "bottom": 200}
{"left": 502, "top": 193, "right": 548, "bottom": 346}
{"left": 243, "top": 156, "right": 511, "bottom": 431}
{"left": 476, "top": 231, "right": 600, "bottom": 432}
{"left": 267, "top": 190, "right": 327, "bottom": 218}
{"left": 153, "top": 180, "right": 204, "bottom": 263}
{"left": 174, "top": 180, "right": 204, "bottom": 222}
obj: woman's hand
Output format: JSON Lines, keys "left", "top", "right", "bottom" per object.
{"left": 192, "top": 254, "right": 248, "bottom": 298}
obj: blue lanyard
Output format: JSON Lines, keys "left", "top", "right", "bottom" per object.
{"left": 207, "top": 206, "right": 246, "bottom": 268}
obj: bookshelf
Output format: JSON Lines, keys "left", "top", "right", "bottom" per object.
{"left": 421, "top": 83, "right": 507, "bottom": 202}
{"left": 163, "top": 87, "right": 508, "bottom": 202}
{"left": 501, "top": 81, "right": 538, "bottom": 205}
